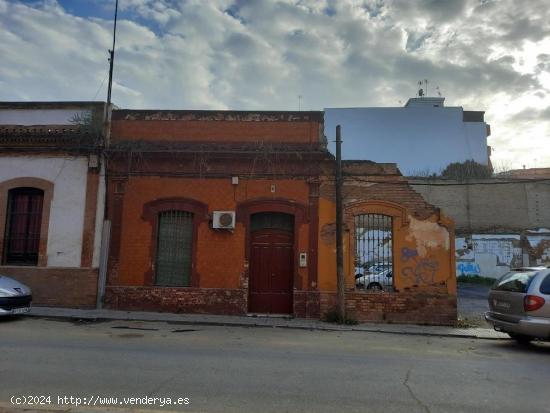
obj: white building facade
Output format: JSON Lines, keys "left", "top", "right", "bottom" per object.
{"left": 325, "top": 97, "right": 491, "bottom": 176}
{"left": 0, "top": 102, "right": 106, "bottom": 307}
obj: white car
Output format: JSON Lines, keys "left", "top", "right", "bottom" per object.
{"left": 356, "top": 269, "right": 393, "bottom": 291}
{"left": 0, "top": 275, "right": 32, "bottom": 316}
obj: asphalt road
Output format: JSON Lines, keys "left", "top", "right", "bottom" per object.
{"left": 457, "top": 283, "right": 491, "bottom": 326}
{"left": 1, "top": 317, "right": 549, "bottom": 413}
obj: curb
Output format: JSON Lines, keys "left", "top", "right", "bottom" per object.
{"left": 25, "top": 310, "right": 508, "bottom": 340}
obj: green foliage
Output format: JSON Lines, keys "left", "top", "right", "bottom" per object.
{"left": 323, "top": 310, "right": 358, "bottom": 325}
{"left": 69, "top": 111, "right": 103, "bottom": 136}
{"left": 441, "top": 160, "right": 491, "bottom": 180}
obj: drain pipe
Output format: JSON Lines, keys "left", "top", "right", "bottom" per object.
{"left": 335, "top": 125, "right": 346, "bottom": 321}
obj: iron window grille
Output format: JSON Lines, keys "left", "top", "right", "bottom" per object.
{"left": 155, "top": 210, "right": 194, "bottom": 287}
{"left": 354, "top": 214, "right": 393, "bottom": 291}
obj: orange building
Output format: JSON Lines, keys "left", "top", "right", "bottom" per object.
{"left": 104, "top": 109, "right": 456, "bottom": 324}
{"left": 104, "top": 110, "right": 326, "bottom": 317}
{"left": 318, "top": 162, "right": 456, "bottom": 325}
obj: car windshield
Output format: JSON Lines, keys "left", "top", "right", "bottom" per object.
{"left": 492, "top": 271, "right": 539, "bottom": 293}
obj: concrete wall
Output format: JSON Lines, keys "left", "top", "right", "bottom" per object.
{"left": 0, "top": 155, "right": 88, "bottom": 267}
{"left": 410, "top": 179, "right": 550, "bottom": 233}
{"left": 324, "top": 104, "right": 488, "bottom": 176}
{"left": 410, "top": 178, "right": 550, "bottom": 278}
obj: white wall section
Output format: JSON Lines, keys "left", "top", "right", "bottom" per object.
{"left": 0, "top": 156, "right": 88, "bottom": 267}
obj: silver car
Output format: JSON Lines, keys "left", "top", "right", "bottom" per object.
{"left": 356, "top": 269, "right": 393, "bottom": 291}
{"left": 0, "top": 275, "right": 32, "bottom": 316}
{"left": 485, "top": 267, "right": 550, "bottom": 344}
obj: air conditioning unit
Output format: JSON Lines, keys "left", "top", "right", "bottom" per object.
{"left": 212, "top": 211, "right": 236, "bottom": 229}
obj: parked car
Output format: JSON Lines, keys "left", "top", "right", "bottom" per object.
{"left": 0, "top": 275, "right": 32, "bottom": 316}
{"left": 355, "top": 262, "right": 391, "bottom": 278}
{"left": 356, "top": 269, "right": 393, "bottom": 291}
{"left": 485, "top": 267, "right": 550, "bottom": 344}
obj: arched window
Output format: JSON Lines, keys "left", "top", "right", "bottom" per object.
{"left": 3, "top": 187, "right": 44, "bottom": 265}
{"left": 354, "top": 214, "right": 393, "bottom": 291}
{"left": 155, "top": 210, "right": 194, "bottom": 286}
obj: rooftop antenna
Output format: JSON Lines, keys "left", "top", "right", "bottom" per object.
{"left": 417, "top": 80, "right": 424, "bottom": 97}
{"left": 298, "top": 95, "right": 302, "bottom": 111}
{"left": 424, "top": 79, "right": 428, "bottom": 97}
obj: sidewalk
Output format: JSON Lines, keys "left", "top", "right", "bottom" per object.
{"left": 27, "top": 306, "right": 508, "bottom": 340}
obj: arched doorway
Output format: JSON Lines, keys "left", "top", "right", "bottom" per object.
{"left": 249, "top": 212, "right": 294, "bottom": 314}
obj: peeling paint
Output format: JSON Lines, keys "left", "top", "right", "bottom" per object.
{"left": 405, "top": 216, "right": 450, "bottom": 256}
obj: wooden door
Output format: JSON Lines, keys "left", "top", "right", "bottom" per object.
{"left": 249, "top": 228, "right": 294, "bottom": 314}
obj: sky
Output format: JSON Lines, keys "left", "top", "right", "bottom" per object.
{"left": 1, "top": 0, "right": 549, "bottom": 170}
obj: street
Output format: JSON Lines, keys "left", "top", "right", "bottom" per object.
{"left": 457, "top": 283, "right": 491, "bottom": 327}
{"left": 1, "top": 317, "right": 549, "bottom": 413}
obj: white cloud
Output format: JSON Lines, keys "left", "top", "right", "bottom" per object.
{"left": 0, "top": 0, "right": 549, "bottom": 168}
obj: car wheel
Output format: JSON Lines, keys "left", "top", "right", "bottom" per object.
{"left": 508, "top": 333, "right": 533, "bottom": 345}
{"left": 367, "top": 283, "right": 382, "bottom": 291}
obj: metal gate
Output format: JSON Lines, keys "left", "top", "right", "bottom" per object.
{"left": 354, "top": 214, "right": 393, "bottom": 291}
{"left": 155, "top": 210, "right": 193, "bottom": 286}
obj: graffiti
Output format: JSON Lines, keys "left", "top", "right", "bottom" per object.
{"left": 400, "top": 247, "right": 439, "bottom": 285}
{"left": 402, "top": 259, "right": 439, "bottom": 285}
{"left": 456, "top": 262, "right": 481, "bottom": 276}
{"left": 401, "top": 247, "right": 418, "bottom": 261}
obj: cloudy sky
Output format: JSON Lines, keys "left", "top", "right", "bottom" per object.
{"left": 1, "top": 0, "right": 549, "bottom": 169}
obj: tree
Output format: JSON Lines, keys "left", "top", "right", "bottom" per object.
{"left": 441, "top": 160, "right": 491, "bottom": 180}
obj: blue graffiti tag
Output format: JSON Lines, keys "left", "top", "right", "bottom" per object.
{"left": 457, "top": 262, "right": 481, "bottom": 276}
{"left": 402, "top": 259, "right": 439, "bottom": 285}
{"left": 401, "top": 247, "right": 418, "bottom": 262}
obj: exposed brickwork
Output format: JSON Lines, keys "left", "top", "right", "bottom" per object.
{"left": 111, "top": 120, "right": 321, "bottom": 144}
{"left": 0, "top": 266, "right": 98, "bottom": 308}
{"left": 320, "top": 178, "right": 437, "bottom": 220}
{"left": 319, "top": 291, "right": 457, "bottom": 326}
{"left": 293, "top": 291, "right": 321, "bottom": 319}
{"left": 105, "top": 286, "right": 247, "bottom": 315}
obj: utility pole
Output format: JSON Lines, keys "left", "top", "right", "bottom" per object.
{"left": 103, "top": 0, "right": 118, "bottom": 147}
{"left": 97, "top": 0, "right": 118, "bottom": 309}
{"left": 335, "top": 125, "right": 345, "bottom": 321}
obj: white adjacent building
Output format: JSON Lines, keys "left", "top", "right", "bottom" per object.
{"left": 0, "top": 102, "right": 106, "bottom": 307}
{"left": 325, "top": 97, "right": 491, "bottom": 176}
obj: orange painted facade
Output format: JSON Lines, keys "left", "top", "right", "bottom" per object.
{"left": 105, "top": 110, "right": 324, "bottom": 317}
{"left": 105, "top": 110, "right": 456, "bottom": 324}
{"left": 114, "top": 177, "right": 311, "bottom": 290}
{"left": 315, "top": 164, "right": 457, "bottom": 325}
{"left": 317, "top": 196, "right": 456, "bottom": 295}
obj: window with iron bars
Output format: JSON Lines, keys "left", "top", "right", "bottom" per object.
{"left": 354, "top": 214, "right": 393, "bottom": 291}
{"left": 155, "top": 210, "right": 194, "bottom": 287}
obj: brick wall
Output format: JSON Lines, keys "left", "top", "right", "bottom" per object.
{"left": 111, "top": 110, "right": 323, "bottom": 145}
{"left": 293, "top": 291, "right": 321, "bottom": 319}
{"left": 320, "top": 291, "right": 457, "bottom": 326}
{"left": 1, "top": 266, "right": 98, "bottom": 308}
{"left": 105, "top": 286, "right": 248, "bottom": 315}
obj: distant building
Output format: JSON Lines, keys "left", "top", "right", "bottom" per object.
{"left": 324, "top": 97, "right": 491, "bottom": 176}
{"left": 497, "top": 167, "right": 550, "bottom": 179}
